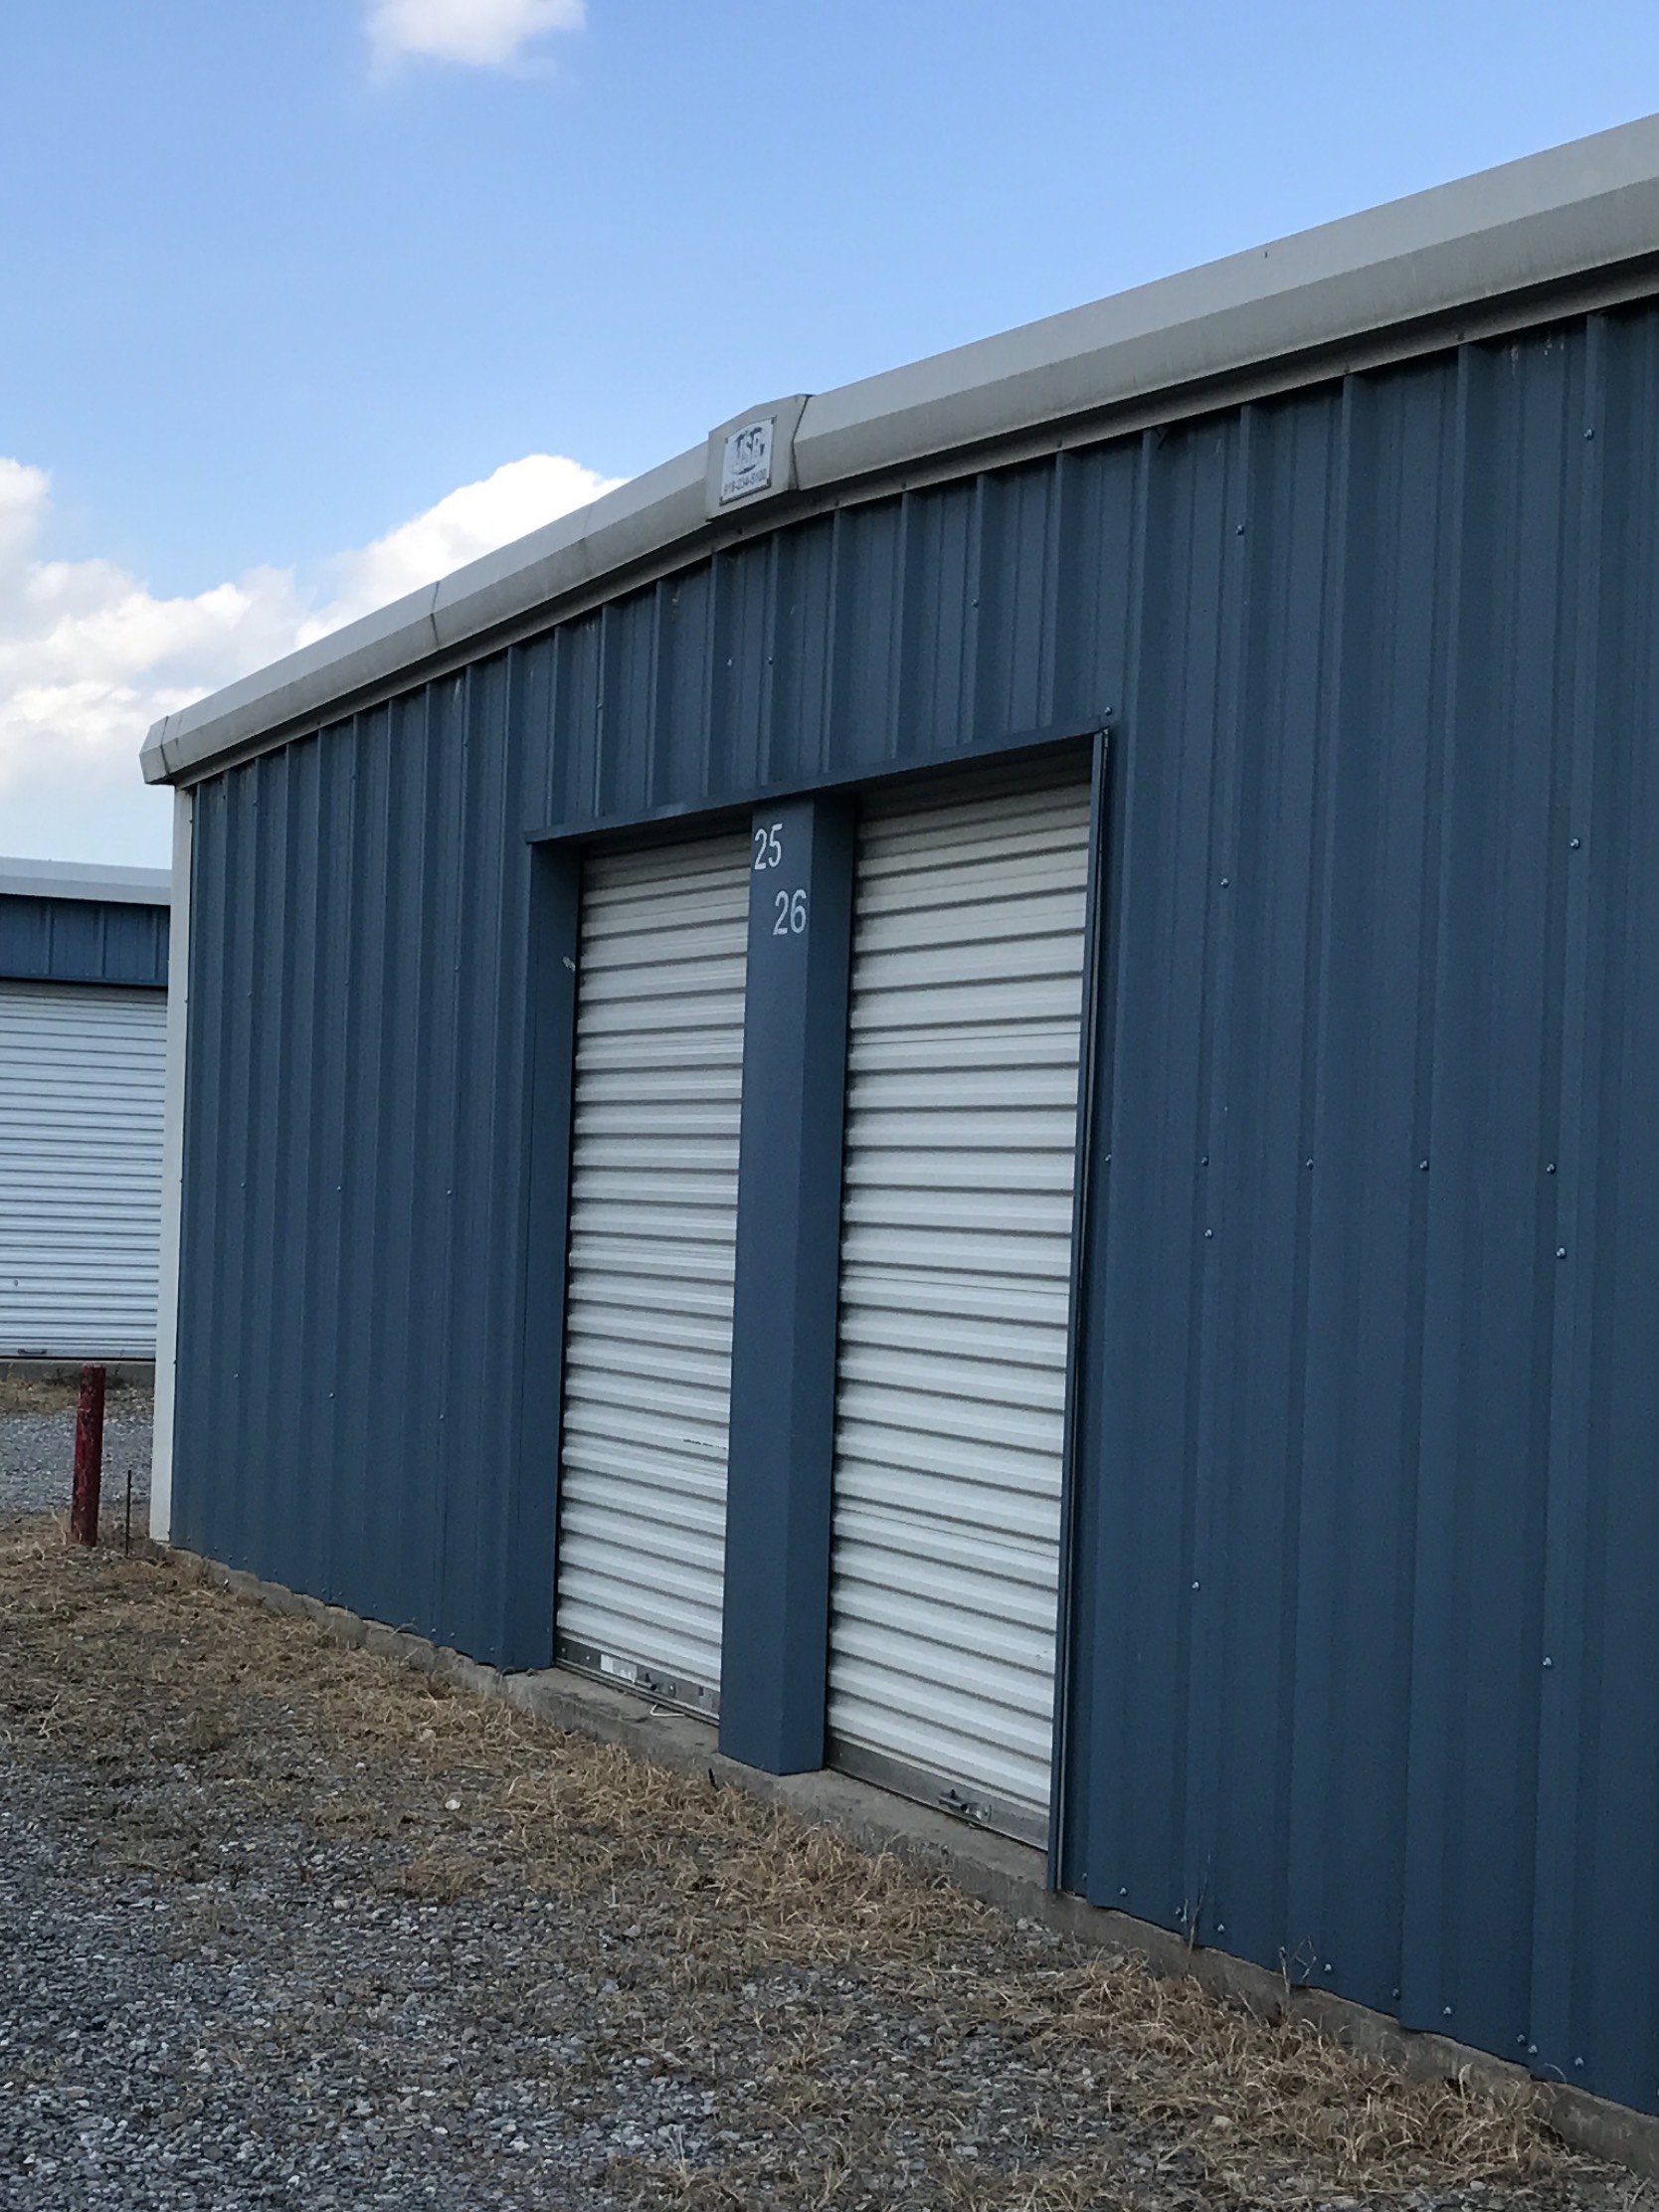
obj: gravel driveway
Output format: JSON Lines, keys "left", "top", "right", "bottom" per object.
{"left": 0, "top": 1384, "right": 152, "bottom": 1527}
{"left": 0, "top": 1479, "right": 1640, "bottom": 2212}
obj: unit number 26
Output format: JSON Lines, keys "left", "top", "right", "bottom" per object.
{"left": 754, "top": 822, "right": 807, "bottom": 935}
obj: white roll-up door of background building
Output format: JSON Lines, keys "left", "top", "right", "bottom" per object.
{"left": 555, "top": 830, "right": 749, "bottom": 1716}
{"left": 828, "top": 759, "right": 1092, "bottom": 1845}
{"left": 0, "top": 982, "right": 169, "bottom": 1360}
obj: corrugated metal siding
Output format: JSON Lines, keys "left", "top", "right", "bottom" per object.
{"left": 555, "top": 831, "right": 749, "bottom": 1711}
{"left": 1068, "top": 311, "right": 1659, "bottom": 2113}
{"left": 174, "top": 659, "right": 552, "bottom": 1664}
{"left": 172, "top": 295, "right": 1659, "bottom": 2115}
{"left": 0, "top": 894, "right": 168, "bottom": 989}
{"left": 0, "top": 982, "right": 167, "bottom": 1357}
{"left": 828, "top": 763, "right": 1090, "bottom": 1843}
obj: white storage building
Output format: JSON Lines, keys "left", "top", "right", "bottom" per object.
{"left": 0, "top": 857, "right": 171, "bottom": 1363}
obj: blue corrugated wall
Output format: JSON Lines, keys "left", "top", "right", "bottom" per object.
{"left": 0, "top": 893, "right": 168, "bottom": 988}
{"left": 174, "top": 298, "right": 1659, "bottom": 2114}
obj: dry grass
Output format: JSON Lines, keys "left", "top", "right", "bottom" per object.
{"left": 0, "top": 1515, "right": 1612, "bottom": 2209}
{"left": 0, "top": 1373, "right": 152, "bottom": 1416}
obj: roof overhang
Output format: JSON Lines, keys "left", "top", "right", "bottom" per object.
{"left": 0, "top": 856, "right": 172, "bottom": 907}
{"left": 142, "top": 110, "right": 1659, "bottom": 790}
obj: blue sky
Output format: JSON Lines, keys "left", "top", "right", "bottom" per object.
{"left": 2, "top": 0, "right": 1657, "bottom": 863}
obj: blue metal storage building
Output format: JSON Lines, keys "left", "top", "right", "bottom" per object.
{"left": 143, "top": 116, "right": 1659, "bottom": 2121}
{"left": 0, "top": 857, "right": 171, "bottom": 1359}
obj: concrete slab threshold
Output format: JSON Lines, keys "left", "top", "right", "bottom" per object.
{"left": 185, "top": 1552, "right": 1659, "bottom": 2184}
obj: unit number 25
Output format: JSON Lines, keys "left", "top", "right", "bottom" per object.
{"left": 754, "top": 822, "right": 807, "bottom": 934}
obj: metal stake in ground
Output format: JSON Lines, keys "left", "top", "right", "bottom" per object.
{"left": 70, "top": 1365, "right": 105, "bottom": 1546}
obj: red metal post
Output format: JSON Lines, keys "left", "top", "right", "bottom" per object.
{"left": 70, "top": 1365, "right": 105, "bottom": 1546}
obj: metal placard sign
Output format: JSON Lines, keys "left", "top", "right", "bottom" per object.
{"left": 720, "top": 416, "right": 775, "bottom": 503}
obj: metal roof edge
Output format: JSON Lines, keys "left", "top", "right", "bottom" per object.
{"left": 0, "top": 855, "right": 172, "bottom": 906}
{"left": 141, "top": 110, "right": 1659, "bottom": 789}
{"left": 140, "top": 449, "right": 707, "bottom": 787}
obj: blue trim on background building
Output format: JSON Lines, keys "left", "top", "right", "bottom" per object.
{"left": 0, "top": 894, "right": 169, "bottom": 989}
{"left": 718, "top": 797, "right": 855, "bottom": 1773}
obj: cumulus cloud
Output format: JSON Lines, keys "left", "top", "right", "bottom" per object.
{"left": 0, "top": 451, "right": 623, "bottom": 865}
{"left": 367, "top": 0, "right": 585, "bottom": 71}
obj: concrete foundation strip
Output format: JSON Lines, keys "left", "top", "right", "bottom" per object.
{"left": 181, "top": 1550, "right": 1659, "bottom": 2184}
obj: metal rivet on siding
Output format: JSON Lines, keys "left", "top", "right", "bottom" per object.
{"left": 1392, "top": 1988, "right": 1401, "bottom": 2001}
{"left": 1529, "top": 2044, "right": 1539, "bottom": 2056}
{"left": 1217, "top": 1924, "right": 1226, "bottom": 1934}
{"left": 1200, "top": 1155, "right": 1208, "bottom": 1168}
{"left": 1119, "top": 1887, "right": 1128, "bottom": 1898}
{"left": 1192, "top": 1581, "right": 1200, "bottom": 1592}
{"left": 1569, "top": 836, "right": 1581, "bottom": 849}
{"left": 1204, "top": 1227, "right": 1213, "bottom": 1238}
{"left": 1584, "top": 428, "right": 1595, "bottom": 440}
{"left": 1419, "top": 1159, "right": 1429, "bottom": 1171}
{"left": 1557, "top": 1247, "right": 1567, "bottom": 1259}
{"left": 1219, "top": 876, "right": 1230, "bottom": 887}
{"left": 1235, "top": 522, "right": 1246, "bottom": 535}
{"left": 1574, "top": 2058, "right": 1584, "bottom": 2068}
{"left": 1443, "top": 2006, "right": 1453, "bottom": 2018}
{"left": 1546, "top": 1162, "right": 1557, "bottom": 1174}
{"left": 1305, "top": 1159, "right": 1314, "bottom": 1170}
{"left": 1544, "top": 1656, "right": 1554, "bottom": 1667}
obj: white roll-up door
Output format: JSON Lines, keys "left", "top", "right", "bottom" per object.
{"left": 0, "top": 982, "right": 169, "bottom": 1360}
{"left": 555, "top": 830, "right": 749, "bottom": 1716}
{"left": 828, "top": 760, "right": 1092, "bottom": 1845}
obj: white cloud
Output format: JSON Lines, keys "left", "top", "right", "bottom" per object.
{"left": 367, "top": 0, "right": 585, "bottom": 71}
{"left": 0, "top": 451, "right": 624, "bottom": 866}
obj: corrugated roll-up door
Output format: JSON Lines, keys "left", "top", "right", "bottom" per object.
{"left": 828, "top": 760, "right": 1092, "bottom": 1846}
{"left": 0, "top": 982, "right": 168, "bottom": 1359}
{"left": 555, "top": 830, "right": 750, "bottom": 1716}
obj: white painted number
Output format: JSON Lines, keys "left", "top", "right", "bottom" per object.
{"left": 773, "top": 888, "right": 808, "bottom": 936}
{"left": 752, "top": 821, "right": 784, "bottom": 871}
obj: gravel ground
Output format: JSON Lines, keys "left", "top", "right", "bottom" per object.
{"left": 0, "top": 1387, "right": 152, "bottom": 1527}
{"left": 0, "top": 1466, "right": 1646, "bottom": 2212}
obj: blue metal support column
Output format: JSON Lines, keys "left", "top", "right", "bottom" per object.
{"left": 719, "top": 795, "right": 856, "bottom": 1773}
{"left": 506, "top": 839, "right": 583, "bottom": 1670}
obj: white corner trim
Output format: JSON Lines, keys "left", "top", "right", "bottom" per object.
{"left": 148, "top": 788, "right": 193, "bottom": 1544}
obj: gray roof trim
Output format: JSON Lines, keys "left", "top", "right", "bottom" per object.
{"left": 0, "top": 856, "right": 172, "bottom": 906}
{"left": 142, "top": 111, "right": 1659, "bottom": 790}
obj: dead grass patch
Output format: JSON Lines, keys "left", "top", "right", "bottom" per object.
{"left": 0, "top": 1375, "right": 152, "bottom": 1416}
{"left": 0, "top": 1514, "right": 1608, "bottom": 2209}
